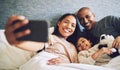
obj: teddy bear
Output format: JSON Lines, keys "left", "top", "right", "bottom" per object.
{"left": 98, "top": 34, "right": 120, "bottom": 58}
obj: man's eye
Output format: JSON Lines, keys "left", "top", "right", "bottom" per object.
{"left": 86, "top": 15, "right": 90, "bottom": 18}
{"left": 64, "top": 21, "right": 68, "bottom": 23}
{"left": 79, "top": 18, "right": 83, "bottom": 21}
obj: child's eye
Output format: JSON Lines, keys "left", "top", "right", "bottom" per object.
{"left": 77, "top": 44, "right": 81, "bottom": 48}
{"left": 82, "top": 40, "right": 85, "bottom": 43}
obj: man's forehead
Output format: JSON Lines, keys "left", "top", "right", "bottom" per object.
{"left": 79, "top": 10, "right": 93, "bottom": 17}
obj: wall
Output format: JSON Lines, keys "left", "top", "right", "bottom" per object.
{"left": 0, "top": 0, "right": 120, "bottom": 29}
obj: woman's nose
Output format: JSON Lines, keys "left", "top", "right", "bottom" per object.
{"left": 67, "top": 24, "right": 71, "bottom": 28}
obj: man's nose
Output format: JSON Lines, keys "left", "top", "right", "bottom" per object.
{"left": 83, "top": 18, "right": 88, "bottom": 23}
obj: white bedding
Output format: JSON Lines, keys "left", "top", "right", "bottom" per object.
{"left": 0, "top": 29, "right": 119, "bottom": 70}
{"left": 0, "top": 30, "right": 34, "bottom": 70}
{"left": 19, "top": 50, "right": 117, "bottom": 70}
{"left": 20, "top": 62, "right": 116, "bottom": 70}
{"left": 103, "top": 56, "right": 120, "bottom": 70}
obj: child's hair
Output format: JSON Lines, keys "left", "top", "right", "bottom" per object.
{"left": 76, "top": 35, "right": 90, "bottom": 44}
{"left": 76, "top": 36, "right": 92, "bottom": 52}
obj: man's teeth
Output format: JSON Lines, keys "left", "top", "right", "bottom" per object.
{"left": 86, "top": 23, "right": 90, "bottom": 26}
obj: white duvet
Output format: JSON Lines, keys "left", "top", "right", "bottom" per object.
{"left": 0, "top": 29, "right": 119, "bottom": 70}
{"left": 20, "top": 51, "right": 117, "bottom": 70}
{"left": 103, "top": 56, "right": 120, "bottom": 70}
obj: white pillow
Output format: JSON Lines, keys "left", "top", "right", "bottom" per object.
{"left": 48, "top": 27, "right": 54, "bottom": 34}
{"left": 0, "top": 30, "right": 34, "bottom": 70}
{"left": 0, "top": 27, "right": 54, "bottom": 70}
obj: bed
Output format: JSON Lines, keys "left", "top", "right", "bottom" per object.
{"left": 0, "top": 28, "right": 119, "bottom": 70}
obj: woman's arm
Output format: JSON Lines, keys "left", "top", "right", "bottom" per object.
{"left": 4, "top": 15, "right": 45, "bottom": 52}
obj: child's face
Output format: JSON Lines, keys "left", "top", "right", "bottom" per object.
{"left": 77, "top": 37, "right": 91, "bottom": 51}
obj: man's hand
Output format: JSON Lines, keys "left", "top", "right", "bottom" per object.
{"left": 112, "top": 36, "right": 120, "bottom": 48}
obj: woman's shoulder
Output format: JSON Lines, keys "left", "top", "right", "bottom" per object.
{"left": 49, "top": 35, "right": 61, "bottom": 42}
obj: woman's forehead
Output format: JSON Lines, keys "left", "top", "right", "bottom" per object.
{"left": 63, "top": 15, "right": 76, "bottom": 23}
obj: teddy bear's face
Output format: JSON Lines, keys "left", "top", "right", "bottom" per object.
{"left": 99, "top": 34, "right": 114, "bottom": 48}
{"left": 99, "top": 34, "right": 120, "bottom": 58}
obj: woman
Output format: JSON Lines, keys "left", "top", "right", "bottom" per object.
{"left": 5, "top": 13, "right": 78, "bottom": 69}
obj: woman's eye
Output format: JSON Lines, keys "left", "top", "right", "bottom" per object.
{"left": 63, "top": 20, "right": 69, "bottom": 23}
{"left": 72, "top": 24, "right": 76, "bottom": 27}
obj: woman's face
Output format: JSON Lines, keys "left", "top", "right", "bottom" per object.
{"left": 58, "top": 15, "right": 76, "bottom": 39}
{"left": 77, "top": 37, "right": 91, "bottom": 51}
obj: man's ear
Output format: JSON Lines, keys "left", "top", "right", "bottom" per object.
{"left": 75, "top": 11, "right": 78, "bottom": 16}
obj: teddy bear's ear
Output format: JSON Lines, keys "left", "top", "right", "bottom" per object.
{"left": 100, "top": 34, "right": 106, "bottom": 40}
{"left": 101, "top": 36, "right": 105, "bottom": 40}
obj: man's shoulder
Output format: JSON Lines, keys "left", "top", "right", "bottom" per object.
{"left": 100, "top": 15, "right": 119, "bottom": 21}
{"left": 97, "top": 15, "right": 119, "bottom": 24}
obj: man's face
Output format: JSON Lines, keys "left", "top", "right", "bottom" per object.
{"left": 78, "top": 9, "right": 96, "bottom": 30}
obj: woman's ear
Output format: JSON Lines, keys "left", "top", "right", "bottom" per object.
{"left": 92, "top": 13, "right": 96, "bottom": 18}
{"left": 57, "top": 21, "right": 60, "bottom": 26}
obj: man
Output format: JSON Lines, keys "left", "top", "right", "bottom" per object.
{"left": 77, "top": 7, "right": 120, "bottom": 49}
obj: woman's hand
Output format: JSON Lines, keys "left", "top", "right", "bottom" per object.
{"left": 112, "top": 36, "right": 120, "bottom": 48}
{"left": 47, "top": 58, "right": 61, "bottom": 65}
{"left": 5, "top": 15, "right": 30, "bottom": 45}
{"left": 4, "top": 15, "right": 45, "bottom": 52}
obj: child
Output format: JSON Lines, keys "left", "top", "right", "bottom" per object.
{"left": 77, "top": 37, "right": 113, "bottom": 66}
{"left": 76, "top": 37, "right": 92, "bottom": 51}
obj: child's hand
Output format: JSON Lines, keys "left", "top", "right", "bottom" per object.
{"left": 99, "top": 47, "right": 112, "bottom": 55}
{"left": 110, "top": 48, "right": 117, "bottom": 53}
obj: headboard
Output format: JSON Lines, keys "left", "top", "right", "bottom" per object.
{"left": 0, "top": 0, "right": 120, "bottom": 29}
